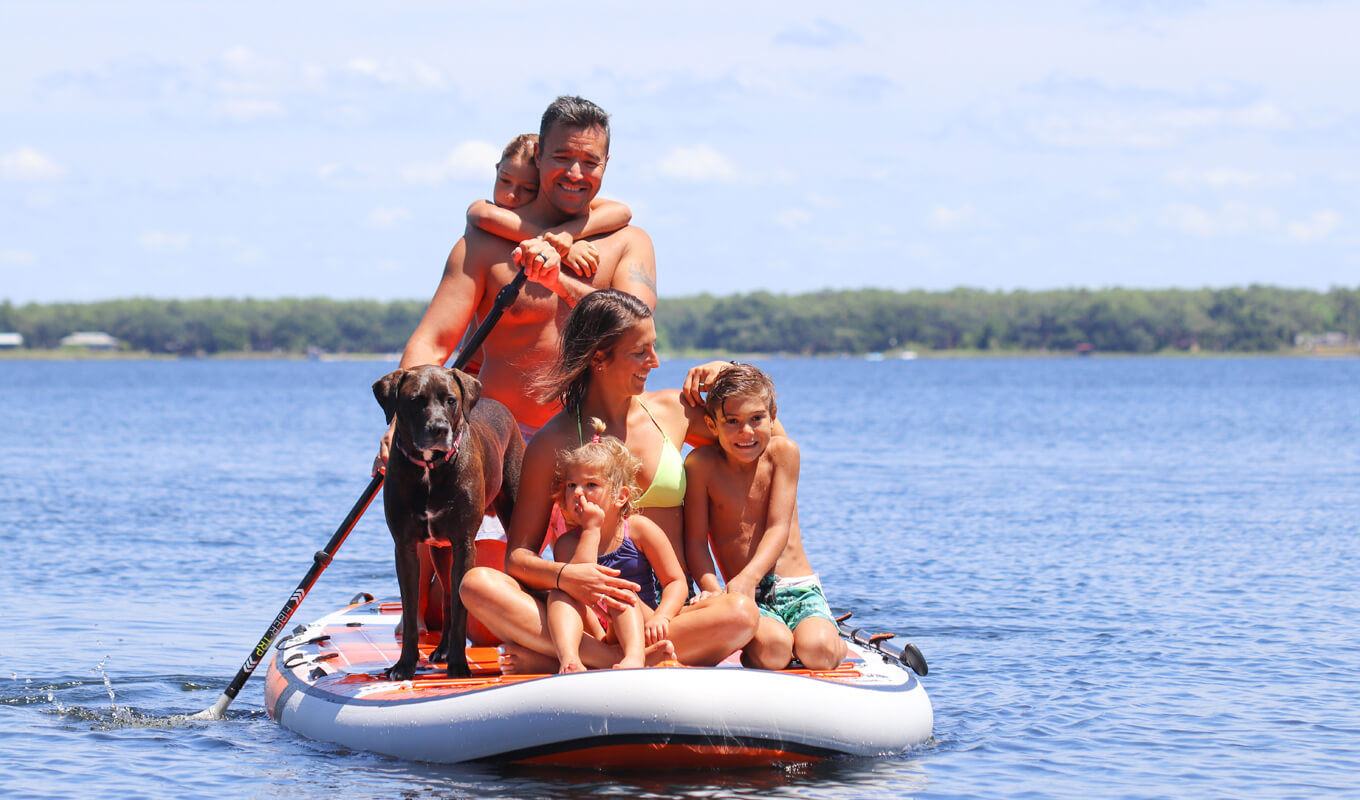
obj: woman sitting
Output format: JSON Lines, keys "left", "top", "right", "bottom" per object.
{"left": 460, "top": 289, "right": 759, "bottom": 671}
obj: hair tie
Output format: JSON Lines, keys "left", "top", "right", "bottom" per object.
{"left": 591, "top": 433, "right": 601, "bottom": 443}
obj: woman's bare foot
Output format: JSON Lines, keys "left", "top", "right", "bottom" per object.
{"left": 498, "top": 644, "right": 558, "bottom": 675}
{"left": 643, "top": 639, "right": 677, "bottom": 666}
{"left": 559, "top": 658, "right": 587, "bottom": 674}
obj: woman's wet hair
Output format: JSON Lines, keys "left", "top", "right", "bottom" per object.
{"left": 498, "top": 133, "right": 538, "bottom": 165}
{"left": 553, "top": 417, "right": 643, "bottom": 518}
{"left": 538, "top": 289, "right": 653, "bottom": 411}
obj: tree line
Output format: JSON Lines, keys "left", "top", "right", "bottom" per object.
{"left": 1, "top": 286, "right": 1356, "bottom": 356}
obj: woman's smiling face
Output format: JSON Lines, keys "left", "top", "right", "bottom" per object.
{"left": 594, "top": 318, "right": 659, "bottom": 396}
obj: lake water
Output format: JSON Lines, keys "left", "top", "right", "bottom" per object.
{"left": 1, "top": 356, "right": 1357, "bottom": 799}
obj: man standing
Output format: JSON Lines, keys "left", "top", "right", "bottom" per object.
{"left": 377, "top": 95, "right": 657, "bottom": 468}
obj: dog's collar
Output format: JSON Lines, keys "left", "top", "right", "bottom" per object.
{"left": 395, "top": 426, "right": 465, "bottom": 470}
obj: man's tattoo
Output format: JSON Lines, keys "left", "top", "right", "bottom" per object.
{"left": 628, "top": 262, "right": 657, "bottom": 294}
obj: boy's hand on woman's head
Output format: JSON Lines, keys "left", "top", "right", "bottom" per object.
{"left": 681, "top": 360, "right": 735, "bottom": 407}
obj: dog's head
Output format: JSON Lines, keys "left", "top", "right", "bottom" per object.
{"left": 374, "top": 365, "right": 482, "bottom": 457}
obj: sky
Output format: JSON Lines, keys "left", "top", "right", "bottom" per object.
{"left": 2, "top": 0, "right": 1356, "bottom": 304}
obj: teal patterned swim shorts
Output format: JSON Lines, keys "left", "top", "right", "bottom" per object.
{"left": 755, "top": 573, "right": 835, "bottom": 631}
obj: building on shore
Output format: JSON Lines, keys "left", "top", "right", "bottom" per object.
{"left": 59, "top": 331, "right": 120, "bottom": 350}
{"left": 0, "top": 332, "right": 22, "bottom": 348}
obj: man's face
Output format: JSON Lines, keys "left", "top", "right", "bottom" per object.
{"left": 536, "top": 123, "right": 608, "bottom": 216}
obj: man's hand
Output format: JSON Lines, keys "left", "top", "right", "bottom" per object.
{"left": 513, "top": 237, "right": 566, "bottom": 295}
{"left": 373, "top": 420, "right": 395, "bottom": 476}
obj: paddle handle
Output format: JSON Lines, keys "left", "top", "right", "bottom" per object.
{"left": 196, "top": 473, "right": 383, "bottom": 719}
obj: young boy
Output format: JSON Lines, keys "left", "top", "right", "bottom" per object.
{"left": 683, "top": 364, "right": 848, "bottom": 671}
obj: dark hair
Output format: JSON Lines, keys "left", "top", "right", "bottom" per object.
{"left": 538, "top": 289, "right": 652, "bottom": 411}
{"left": 498, "top": 133, "right": 537, "bottom": 165}
{"left": 552, "top": 417, "right": 644, "bottom": 519}
{"left": 704, "top": 363, "right": 778, "bottom": 420}
{"left": 539, "top": 95, "right": 611, "bottom": 154}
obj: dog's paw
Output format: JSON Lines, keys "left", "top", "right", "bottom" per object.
{"left": 445, "top": 660, "right": 472, "bottom": 679}
{"left": 384, "top": 661, "right": 418, "bottom": 682}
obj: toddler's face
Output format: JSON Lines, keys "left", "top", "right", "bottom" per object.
{"left": 559, "top": 463, "right": 614, "bottom": 526}
{"left": 493, "top": 157, "right": 539, "bottom": 209}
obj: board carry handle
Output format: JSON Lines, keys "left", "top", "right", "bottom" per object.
{"left": 835, "top": 612, "right": 929, "bottom": 676}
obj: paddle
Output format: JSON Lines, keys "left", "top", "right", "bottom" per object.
{"left": 192, "top": 267, "right": 530, "bottom": 720}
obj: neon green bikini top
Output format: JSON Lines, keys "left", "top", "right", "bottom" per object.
{"left": 577, "top": 402, "right": 686, "bottom": 509}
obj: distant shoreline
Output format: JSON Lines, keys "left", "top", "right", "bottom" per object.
{"left": 4, "top": 346, "right": 1356, "bottom": 361}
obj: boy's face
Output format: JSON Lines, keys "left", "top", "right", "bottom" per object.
{"left": 493, "top": 157, "right": 539, "bottom": 209}
{"left": 559, "top": 462, "right": 621, "bottom": 526}
{"left": 706, "top": 394, "right": 775, "bottom": 464}
{"left": 536, "top": 123, "right": 608, "bottom": 216}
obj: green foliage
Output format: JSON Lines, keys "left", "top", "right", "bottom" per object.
{"left": 2, "top": 287, "right": 1356, "bottom": 355}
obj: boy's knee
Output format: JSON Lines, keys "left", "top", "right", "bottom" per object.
{"left": 794, "top": 622, "right": 847, "bottom": 670}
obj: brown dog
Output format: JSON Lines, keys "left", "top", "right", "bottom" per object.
{"left": 373, "top": 365, "right": 523, "bottom": 680}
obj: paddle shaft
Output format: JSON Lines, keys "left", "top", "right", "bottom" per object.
{"left": 195, "top": 268, "right": 530, "bottom": 719}
{"left": 196, "top": 473, "right": 382, "bottom": 719}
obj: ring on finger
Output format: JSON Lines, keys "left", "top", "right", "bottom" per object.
{"left": 536, "top": 252, "right": 547, "bottom": 264}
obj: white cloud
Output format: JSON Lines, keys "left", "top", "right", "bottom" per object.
{"left": 1287, "top": 211, "right": 1339, "bottom": 243}
{"left": 402, "top": 140, "right": 499, "bottom": 184}
{"left": 215, "top": 98, "right": 283, "bottom": 120}
{"left": 656, "top": 145, "right": 739, "bottom": 183}
{"left": 1160, "top": 203, "right": 1276, "bottom": 237}
{"left": 927, "top": 205, "right": 973, "bottom": 231}
{"left": 1031, "top": 102, "right": 1291, "bottom": 150}
{"left": 317, "top": 163, "right": 339, "bottom": 180}
{"left": 1166, "top": 168, "right": 1262, "bottom": 189}
{"left": 1, "top": 147, "right": 67, "bottom": 181}
{"left": 1, "top": 249, "right": 37, "bottom": 265}
{"left": 366, "top": 206, "right": 410, "bottom": 229}
{"left": 345, "top": 57, "right": 446, "bottom": 89}
{"left": 139, "top": 231, "right": 191, "bottom": 251}
{"left": 775, "top": 209, "right": 811, "bottom": 229}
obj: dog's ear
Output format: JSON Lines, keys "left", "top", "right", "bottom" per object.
{"left": 450, "top": 368, "right": 482, "bottom": 419}
{"left": 373, "top": 369, "right": 406, "bottom": 424}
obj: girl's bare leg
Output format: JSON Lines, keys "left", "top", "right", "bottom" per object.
{"left": 609, "top": 603, "right": 647, "bottom": 669}
{"left": 547, "top": 589, "right": 587, "bottom": 673}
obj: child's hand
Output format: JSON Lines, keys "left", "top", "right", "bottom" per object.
{"left": 563, "top": 240, "right": 600, "bottom": 278}
{"left": 644, "top": 615, "right": 672, "bottom": 646}
{"left": 568, "top": 493, "right": 606, "bottom": 531}
{"left": 543, "top": 231, "right": 573, "bottom": 258}
{"left": 681, "top": 360, "right": 736, "bottom": 407}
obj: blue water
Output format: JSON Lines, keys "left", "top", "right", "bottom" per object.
{"left": 2, "top": 356, "right": 1358, "bottom": 799}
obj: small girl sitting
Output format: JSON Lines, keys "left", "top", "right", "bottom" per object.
{"left": 547, "top": 418, "right": 686, "bottom": 672}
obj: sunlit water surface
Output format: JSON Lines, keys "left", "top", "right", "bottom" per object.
{"left": 1, "top": 357, "right": 1357, "bottom": 799}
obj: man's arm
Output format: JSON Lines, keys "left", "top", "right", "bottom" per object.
{"left": 400, "top": 236, "right": 482, "bottom": 369}
{"left": 609, "top": 227, "right": 658, "bottom": 309}
{"left": 724, "top": 439, "right": 799, "bottom": 599}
